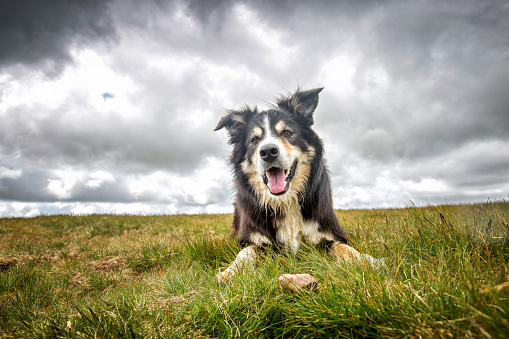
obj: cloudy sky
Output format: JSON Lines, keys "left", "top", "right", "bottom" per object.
{"left": 1, "top": 0, "right": 508, "bottom": 217}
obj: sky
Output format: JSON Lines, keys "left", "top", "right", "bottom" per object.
{"left": 1, "top": 0, "right": 509, "bottom": 217}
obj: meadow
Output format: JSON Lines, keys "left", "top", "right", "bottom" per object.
{"left": 0, "top": 201, "right": 508, "bottom": 338}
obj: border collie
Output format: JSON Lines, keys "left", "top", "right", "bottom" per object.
{"left": 214, "top": 88, "right": 377, "bottom": 282}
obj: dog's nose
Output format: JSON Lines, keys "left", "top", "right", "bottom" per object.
{"left": 260, "top": 144, "right": 279, "bottom": 162}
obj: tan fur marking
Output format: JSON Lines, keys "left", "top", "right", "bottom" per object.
{"left": 281, "top": 139, "right": 295, "bottom": 155}
{"left": 330, "top": 242, "right": 380, "bottom": 266}
{"left": 330, "top": 242, "right": 362, "bottom": 261}
{"left": 252, "top": 126, "right": 263, "bottom": 138}
{"left": 241, "top": 158, "right": 268, "bottom": 199}
{"left": 275, "top": 120, "right": 286, "bottom": 134}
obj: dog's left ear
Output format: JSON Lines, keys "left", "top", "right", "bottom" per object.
{"left": 214, "top": 107, "right": 255, "bottom": 144}
{"left": 277, "top": 87, "right": 323, "bottom": 125}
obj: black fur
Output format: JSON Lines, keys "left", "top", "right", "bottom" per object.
{"left": 215, "top": 88, "right": 348, "bottom": 250}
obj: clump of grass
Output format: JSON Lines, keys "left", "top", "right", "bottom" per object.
{"left": 0, "top": 203, "right": 508, "bottom": 338}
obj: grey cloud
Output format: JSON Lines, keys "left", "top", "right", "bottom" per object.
{"left": 67, "top": 180, "right": 133, "bottom": 203}
{"left": 314, "top": 4, "right": 509, "bottom": 165}
{"left": 420, "top": 142, "right": 509, "bottom": 189}
{"left": 0, "top": 168, "right": 52, "bottom": 202}
{"left": 0, "top": 165, "right": 128, "bottom": 203}
{"left": 0, "top": 0, "right": 116, "bottom": 77}
{"left": 184, "top": 0, "right": 235, "bottom": 28}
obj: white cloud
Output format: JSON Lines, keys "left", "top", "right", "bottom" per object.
{"left": 0, "top": 48, "right": 140, "bottom": 121}
{"left": 404, "top": 178, "right": 448, "bottom": 193}
{"left": 0, "top": 166, "right": 22, "bottom": 179}
{"left": 128, "top": 157, "right": 231, "bottom": 205}
{"left": 86, "top": 171, "right": 116, "bottom": 188}
{"left": 25, "top": 209, "right": 41, "bottom": 218}
{"left": 47, "top": 169, "right": 84, "bottom": 199}
{"left": 318, "top": 56, "right": 356, "bottom": 96}
{"left": 70, "top": 204, "right": 97, "bottom": 215}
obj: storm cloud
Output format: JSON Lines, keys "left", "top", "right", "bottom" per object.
{"left": 0, "top": 0, "right": 116, "bottom": 77}
{"left": 1, "top": 0, "right": 508, "bottom": 216}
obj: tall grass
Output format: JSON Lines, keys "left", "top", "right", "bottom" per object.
{"left": 0, "top": 202, "right": 508, "bottom": 338}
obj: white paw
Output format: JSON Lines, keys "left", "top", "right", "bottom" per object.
{"left": 216, "top": 268, "right": 235, "bottom": 284}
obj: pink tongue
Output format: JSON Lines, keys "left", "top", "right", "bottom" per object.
{"left": 267, "top": 168, "right": 286, "bottom": 194}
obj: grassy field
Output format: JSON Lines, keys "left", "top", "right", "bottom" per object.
{"left": 1, "top": 202, "right": 508, "bottom": 338}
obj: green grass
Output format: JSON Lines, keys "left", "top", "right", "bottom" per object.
{"left": 0, "top": 202, "right": 508, "bottom": 338}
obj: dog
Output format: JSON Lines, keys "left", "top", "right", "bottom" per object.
{"left": 214, "top": 88, "right": 377, "bottom": 282}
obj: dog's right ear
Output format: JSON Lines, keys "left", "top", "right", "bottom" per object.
{"left": 277, "top": 87, "right": 323, "bottom": 126}
{"left": 214, "top": 107, "right": 255, "bottom": 144}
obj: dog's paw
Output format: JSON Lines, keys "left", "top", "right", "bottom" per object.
{"left": 331, "top": 243, "right": 362, "bottom": 261}
{"left": 331, "top": 243, "right": 382, "bottom": 268}
{"left": 216, "top": 268, "right": 235, "bottom": 284}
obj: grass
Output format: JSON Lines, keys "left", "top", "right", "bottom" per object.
{"left": 0, "top": 202, "right": 508, "bottom": 338}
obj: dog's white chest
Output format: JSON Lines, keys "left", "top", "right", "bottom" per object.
{"left": 276, "top": 206, "right": 334, "bottom": 252}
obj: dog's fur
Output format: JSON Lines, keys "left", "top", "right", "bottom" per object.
{"left": 215, "top": 88, "right": 375, "bottom": 282}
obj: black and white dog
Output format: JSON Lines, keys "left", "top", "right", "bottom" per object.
{"left": 215, "top": 88, "right": 376, "bottom": 282}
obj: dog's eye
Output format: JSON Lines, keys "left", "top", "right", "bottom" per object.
{"left": 251, "top": 136, "right": 260, "bottom": 143}
{"left": 283, "top": 130, "right": 292, "bottom": 137}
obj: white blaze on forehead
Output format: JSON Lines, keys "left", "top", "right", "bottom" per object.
{"left": 259, "top": 115, "right": 281, "bottom": 150}
{"left": 263, "top": 115, "right": 275, "bottom": 140}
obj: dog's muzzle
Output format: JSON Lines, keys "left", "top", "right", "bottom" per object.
{"left": 260, "top": 144, "right": 296, "bottom": 195}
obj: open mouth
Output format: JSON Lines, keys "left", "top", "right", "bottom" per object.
{"left": 262, "top": 162, "right": 297, "bottom": 195}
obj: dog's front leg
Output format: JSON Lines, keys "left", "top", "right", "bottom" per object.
{"left": 217, "top": 245, "right": 257, "bottom": 283}
{"left": 330, "top": 242, "right": 378, "bottom": 266}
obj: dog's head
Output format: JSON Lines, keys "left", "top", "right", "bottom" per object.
{"left": 215, "top": 88, "right": 323, "bottom": 204}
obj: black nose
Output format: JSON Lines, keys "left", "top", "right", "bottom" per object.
{"left": 260, "top": 144, "right": 279, "bottom": 162}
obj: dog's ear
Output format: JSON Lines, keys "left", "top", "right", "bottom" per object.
{"left": 277, "top": 88, "right": 323, "bottom": 125}
{"left": 214, "top": 107, "right": 255, "bottom": 143}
